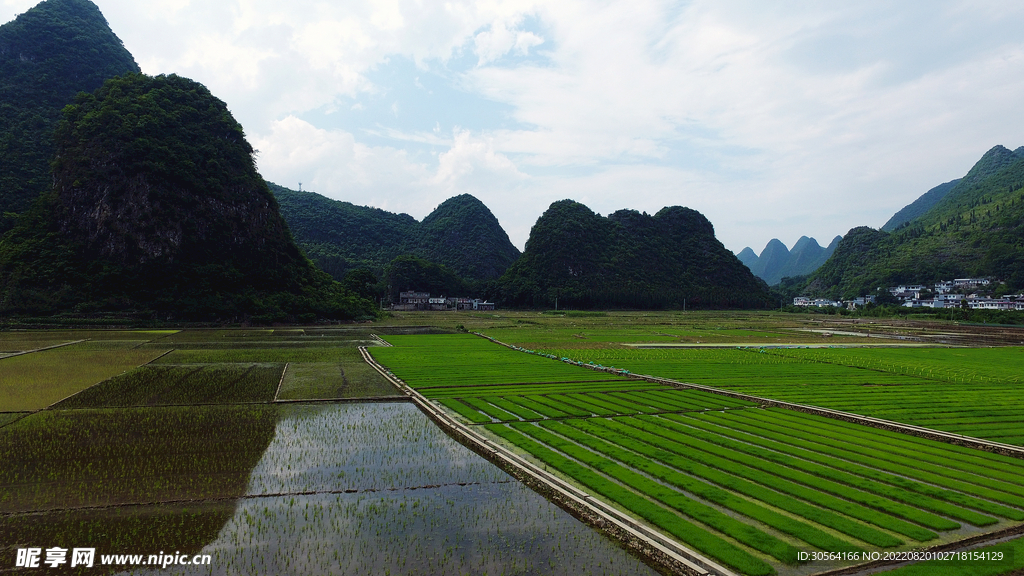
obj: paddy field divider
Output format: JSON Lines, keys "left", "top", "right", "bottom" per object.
{"left": 0, "top": 339, "right": 88, "bottom": 360}
{"left": 472, "top": 333, "right": 1024, "bottom": 460}
{"left": 358, "top": 345, "right": 732, "bottom": 576}
{"left": 273, "top": 362, "right": 289, "bottom": 401}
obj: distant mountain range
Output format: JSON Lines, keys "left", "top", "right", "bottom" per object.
{"left": 10, "top": 0, "right": 1015, "bottom": 317}
{"left": 737, "top": 236, "right": 841, "bottom": 286}
{"left": 797, "top": 144, "right": 1024, "bottom": 298}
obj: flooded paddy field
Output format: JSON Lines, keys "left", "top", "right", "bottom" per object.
{"left": 0, "top": 341, "right": 660, "bottom": 576}
{"left": 162, "top": 403, "right": 661, "bottom": 576}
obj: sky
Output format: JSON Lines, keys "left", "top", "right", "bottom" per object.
{"left": 4, "top": 0, "right": 1024, "bottom": 255}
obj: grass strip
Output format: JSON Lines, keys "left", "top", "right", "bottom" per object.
{"left": 568, "top": 418, "right": 902, "bottom": 548}
{"left": 541, "top": 419, "right": 864, "bottom": 553}
{"left": 485, "top": 396, "right": 543, "bottom": 420}
{"left": 483, "top": 423, "right": 776, "bottom": 576}
{"left": 505, "top": 396, "right": 568, "bottom": 418}
{"left": 526, "top": 395, "right": 594, "bottom": 417}
{"left": 461, "top": 397, "right": 520, "bottom": 422}
{"left": 659, "top": 414, "right": 990, "bottom": 528}
{"left": 436, "top": 398, "right": 492, "bottom": 423}
{"left": 607, "top": 392, "right": 674, "bottom": 413}
{"left": 420, "top": 382, "right": 660, "bottom": 399}
{"left": 550, "top": 394, "right": 620, "bottom": 416}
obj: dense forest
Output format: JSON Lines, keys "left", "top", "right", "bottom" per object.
{"left": 0, "top": 73, "right": 376, "bottom": 322}
{"left": 0, "top": 0, "right": 140, "bottom": 234}
{"left": 497, "top": 200, "right": 771, "bottom": 309}
{"left": 271, "top": 186, "right": 521, "bottom": 285}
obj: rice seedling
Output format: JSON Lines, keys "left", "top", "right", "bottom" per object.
{"left": 0, "top": 345, "right": 169, "bottom": 411}
{"left": 54, "top": 364, "right": 284, "bottom": 408}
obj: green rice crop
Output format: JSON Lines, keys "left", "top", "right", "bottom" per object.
{"left": 655, "top": 414, "right": 988, "bottom": 528}
{"left": 540, "top": 419, "right": 862, "bottom": 554}
{"left": 530, "top": 345, "right": 1024, "bottom": 445}
{"left": 276, "top": 349, "right": 401, "bottom": 400}
{"left": 739, "top": 409, "right": 1024, "bottom": 489}
{"left": 482, "top": 396, "right": 543, "bottom": 420}
{"left": 589, "top": 418, "right": 937, "bottom": 542}
{"left": 0, "top": 405, "right": 278, "bottom": 512}
{"left": 54, "top": 364, "right": 284, "bottom": 408}
{"left": 716, "top": 410, "right": 1024, "bottom": 512}
{"left": 510, "top": 421, "right": 801, "bottom": 564}
{"left": 873, "top": 534, "right": 1024, "bottom": 576}
{"left": 459, "top": 397, "right": 520, "bottom": 422}
{"left": 370, "top": 334, "right": 627, "bottom": 388}
{"left": 417, "top": 380, "right": 658, "bottom": 399}
{"left": 681, "top": 412, "right": 1024, "bottom": 522}
{"left": 521, "top": 394, "right": 593, "bottom": 417}
{"left": 547, "top": 393, "right": 622, "bottom": 416}
{"left": 153, "top": 347, "right": 353, "bottom": 363}
{"left": 505, "top": 396, "right": 569, "bottom": 418}
{"left": 0, "top": 345, "right": 169, "bottom": 411}
{"left": 436, "top": 398, "right": 493, "bottom": 423}
{"left": 484, "top": 423, "right": 776, "bottom": 576}
{"left": 561, "top": 418, "right": 902, "bottom": 548}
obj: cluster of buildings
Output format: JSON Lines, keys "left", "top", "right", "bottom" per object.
{"left": 793, "top": 296, "right": 875, "bottom": 309}
{"left": 794, "top": 278, "right": 1024, "bottom": 311}
{"left": 390, "top": 291, "right": 495, "bottom": 311}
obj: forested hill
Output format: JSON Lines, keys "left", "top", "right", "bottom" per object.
{"left": 0, "top": 74, "right": 376, "bottom": 322}
{"left": 801, "top": 145, "right": 1024, "bottom": 298}
{"left": 270, "top": 185, "right": 521, "bottom": 282}
{"left": 0, "top": 0, "right": 140, "bottom": 233}
{"left": 496, "top": 200, "right": 771, "bottom": 309}
{"left": 881, "top": 179, "right": 960, "bottom": 232}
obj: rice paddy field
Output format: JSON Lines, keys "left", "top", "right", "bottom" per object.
{"left": 524, "top": 346, "right": 1024, "bottom": 446}
{"left": 0, "top": 326, "right": 661, "bottom": 575}
{"left": 3, "top": 313, "right": 1024, "bottom": 576}
{"left": 369, "top": 332, "right": 1024, "bottom": 576}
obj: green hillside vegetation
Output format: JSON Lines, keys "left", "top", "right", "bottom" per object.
{"left": 881, "top": 179, "right": 959, "bottom": 232}
{"left": 0, "top": 73, "right": 375, "bottom": 322}
{"left": 271, "top": 186, "right": 521, "bottom": 285}
{"left": 802, "top": 145, "right": 1024, "bottom": 298}
{"left": 0, "top": 0, "right": 140, "bottom": 233}
{"left": 497, "top": 200, "right": 771, "bottom": 309}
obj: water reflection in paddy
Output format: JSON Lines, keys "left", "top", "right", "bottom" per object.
{"left": 146, "top": 402, "right": 661, "bottom": 576}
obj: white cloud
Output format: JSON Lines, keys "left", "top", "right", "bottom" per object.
{"left": 434, "top": 129, "right": 526, "bottom": 191}
{"left": 473, "top": 17, "right": 544, "bottom": 65}
{"left": 252, "top": 118, "right": 530, "bottom": 243}
{"left": 5, "top": 0, "right": 1024, "bottom": 253}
